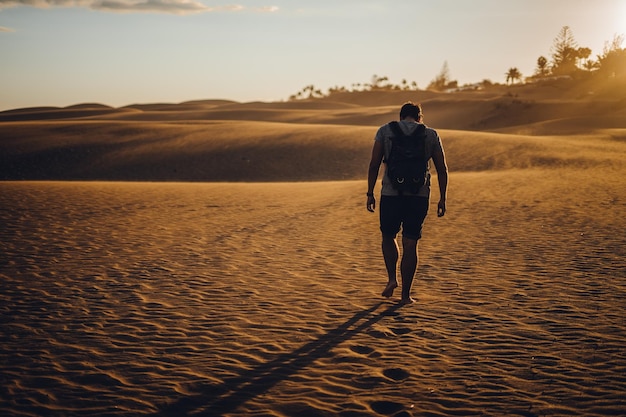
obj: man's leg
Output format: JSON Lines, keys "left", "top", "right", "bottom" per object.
{"left": 398, "top": 197, "right": 427, "bottom": 304}
{"left": 400, "top": 236, "right": 418, "bottom": 304}
{"left": 381, "top": 234, "right": 399, "bottom": 297}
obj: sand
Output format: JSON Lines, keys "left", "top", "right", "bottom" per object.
{"left": 1, "top": 86, "right": 626, "bottom": 416}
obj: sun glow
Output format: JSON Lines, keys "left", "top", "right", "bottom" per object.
{"left": 620, "top": 3, "right": 626, "bottom": 36}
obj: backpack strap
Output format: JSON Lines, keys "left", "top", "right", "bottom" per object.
{"left": 384, "top": 122, "right": 402, "bottom": 164}
{"left": 412, "top": 123, "right": 427, "bottom": 137}
{"left": 388, "top": 121, "right": 404, "bottom": 137}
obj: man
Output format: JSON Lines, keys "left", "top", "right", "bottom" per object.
{"left": 366, "top": 102, "right": 448, "bottom": 304}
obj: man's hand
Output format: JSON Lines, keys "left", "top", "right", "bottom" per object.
{"left": 437, "top": 199, "right": 446, "bottom": 217}
{"left": 367, "top": 195, "right": 376, "bottom": 212}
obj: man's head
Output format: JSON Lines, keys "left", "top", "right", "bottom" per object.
{"left": 399, "top": 102, "right": 422, "bottom": 121}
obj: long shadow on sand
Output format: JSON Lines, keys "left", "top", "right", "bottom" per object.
{"left": 151, "top": 301, "right": 401, "bottom": 416}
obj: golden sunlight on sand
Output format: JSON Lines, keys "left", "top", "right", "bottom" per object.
{"left": 1, "top": 85, "right": 625, "bottom": 416}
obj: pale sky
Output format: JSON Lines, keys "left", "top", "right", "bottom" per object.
{"left": 1, "top": 0, "right": 624, "bottom": 111}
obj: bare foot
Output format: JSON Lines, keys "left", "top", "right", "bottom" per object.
{"left": 399, "top": 297, "right": 416, "bottom": 305}
{"left": 381, "top": 281, "right": 398, "bottom": 298}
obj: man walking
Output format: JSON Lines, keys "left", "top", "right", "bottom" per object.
{"left": 366, "top": 102, "right": 448, "bottom": 304}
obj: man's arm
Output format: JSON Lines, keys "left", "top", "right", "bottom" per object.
{"left": 431, "top": 145, "right": 448, "bottom": 217}
{"left": 366, "top": 140, "right": 384, "bottom": 212}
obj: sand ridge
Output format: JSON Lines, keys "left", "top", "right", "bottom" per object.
{"left": 1, "top": 122, "right": 624, "bottom": 182}
{"left": 2, "top": 83, "right": 625, "bottom": 182}
{"left": 1, "top": 84, "right": 626, "bottom": 416}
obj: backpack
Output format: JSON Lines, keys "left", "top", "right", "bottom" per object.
{"left": 385, "top": 121, "right": 428, "bottom": 194}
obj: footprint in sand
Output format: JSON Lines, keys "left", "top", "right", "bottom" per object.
{"left": 390, "top": 327, "right": 412, "bottom": 335}
{"left": 370, "top": 400, "right": 405, "bottom": 414}
{"left": 383, "top": 367, "right": 411, "bottom": 381}
{"left": 349, "top": 344, "right": 382, "bottom": 358}
{"left": 367, "top": 329, "right": 389, "bottom": 339}
{"left": 349, "top": 344, "right": 375, "bottom": 355}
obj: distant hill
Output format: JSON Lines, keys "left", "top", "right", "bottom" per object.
{"left": 1, "top": 81, "right": 625, "bottom": 182}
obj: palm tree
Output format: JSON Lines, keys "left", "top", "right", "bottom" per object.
{"left": 576, "top": 47, "right": 593, "bottom": 71}
{"left": 535, "top": 56, "right": 549, "bottom": 77}
{"left": 369, "top": 74, "right": 390, "bottom": 89}
{"left": 301, "top": 85, "right": 320, "bottom": 99}
{"left": 506, "top": 67, "right": 522, "bottom": 84}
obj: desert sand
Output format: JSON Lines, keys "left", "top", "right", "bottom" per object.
{"left": 1, "top": 84, "right": 625, "bottom": 416}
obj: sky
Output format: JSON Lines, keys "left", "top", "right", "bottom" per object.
{"left": 1, "top": 0, "right": 625, "bottom": 111}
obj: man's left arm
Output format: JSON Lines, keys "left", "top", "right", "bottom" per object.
{"left": 431, "top": 144, "right": 448, "bottom": 217}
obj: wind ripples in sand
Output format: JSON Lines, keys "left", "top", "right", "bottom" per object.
{"left": 1, "top": 174, "right": 625, "bottom": 416}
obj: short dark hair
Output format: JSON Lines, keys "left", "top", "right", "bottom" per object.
{"left": 399, "top": 102, "right": 422, "bottom": 120}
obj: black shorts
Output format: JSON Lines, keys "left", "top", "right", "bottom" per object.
{"left": 380, "top": 195, "right": 429, "bottom": 240}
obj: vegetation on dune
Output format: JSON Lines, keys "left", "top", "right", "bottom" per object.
{"left": 289, "top": 26, "right": 626, "bottom": 100}
{"left": 505, "top": 67, "right": 523, "bottom": 85}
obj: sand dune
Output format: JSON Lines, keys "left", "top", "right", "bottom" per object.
{"left": 1, "top": 85, "right": 626, "bottom": 416}
{"left": 0, "top": 121, "right": 376, "bottom": 181}
{"left": 1, "top": 83, "right": 625, "bottom": 183}
{"left": 1, "top": 119, "right": 624, "bottom": 181}
{"left": 3, "top": 79, "right": 625, "bottom": 130}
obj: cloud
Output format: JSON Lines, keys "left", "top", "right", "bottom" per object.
{"left": 0, "top": 25, "right": 15, "bottom": 31}
{"left": 253, "top": 5, "right": 278, "bottom": 13}
{"left": 0, "top": 0, "right": 91, "bottom": 7}
{"left": 93, "top": 0, "right": 210, "bottom": 14}
{"left": 0, "top": 0, "right": 279, "bottom": 15}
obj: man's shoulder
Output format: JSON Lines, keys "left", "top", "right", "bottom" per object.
{"left": 422, "top": 124, "right": 437, "bottom": 134}
{"left": 423, "top": 125, "right": 440, "bottom": 141}
{"left": 423, "top": 126, "right": 443, "bottom": 153}
{"left": 374, "top": 123, "right": 393, "bottom": 142}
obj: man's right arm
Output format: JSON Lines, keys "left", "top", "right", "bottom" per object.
{"left": 366, "top": 140, "right": 384, "bottom": 212}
